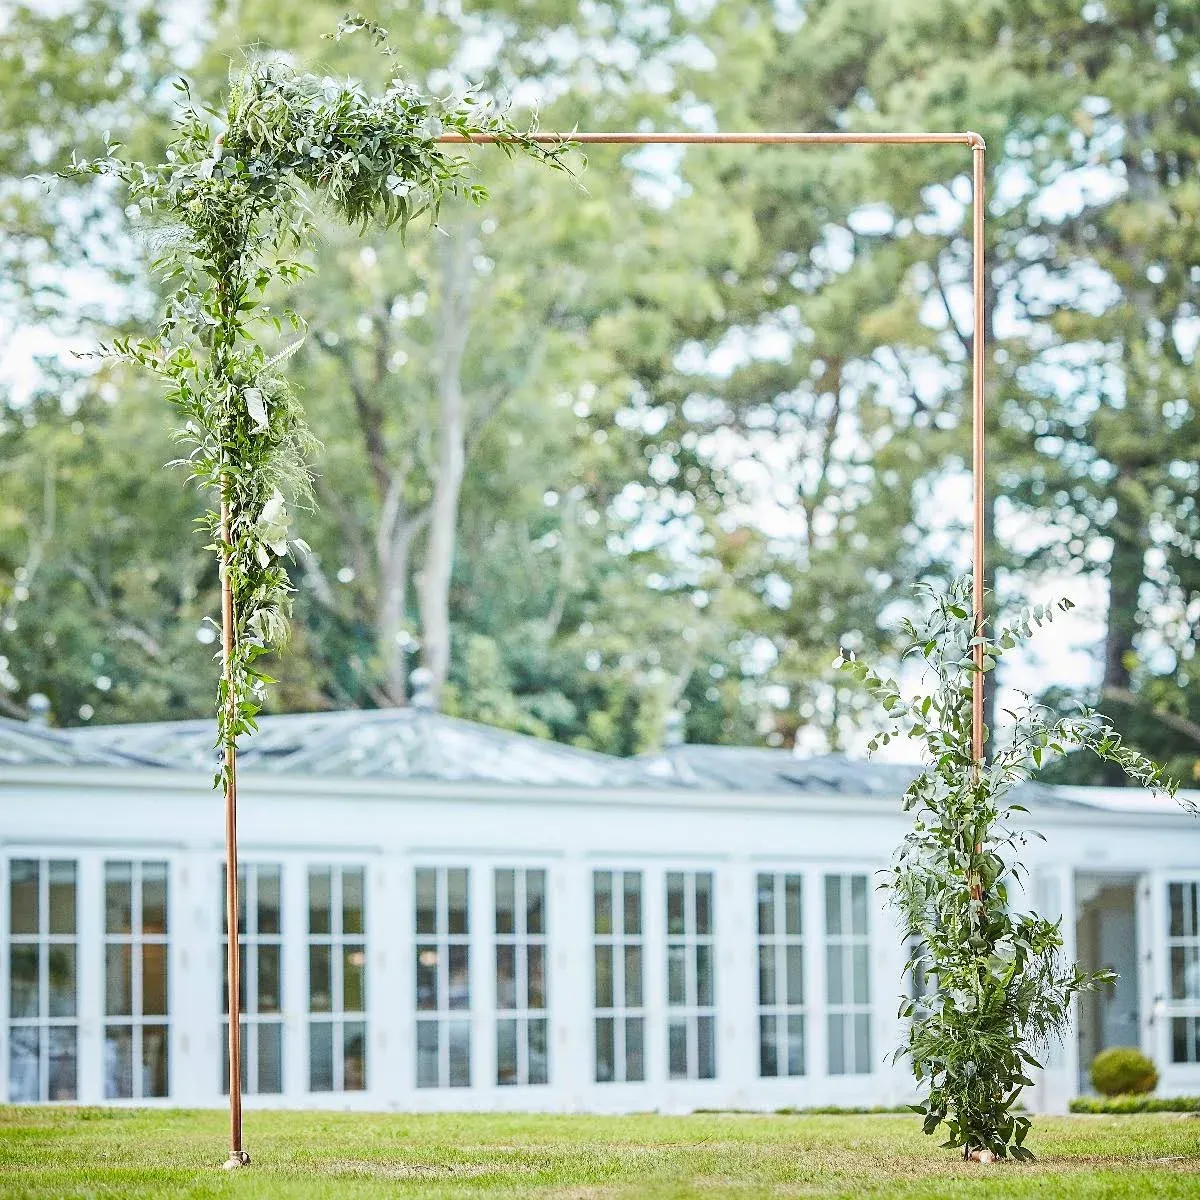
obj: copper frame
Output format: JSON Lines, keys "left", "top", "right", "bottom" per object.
{"left": 220, "top": 128, "right": 986, "bottom": 1162}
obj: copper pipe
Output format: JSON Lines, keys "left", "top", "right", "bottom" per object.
{"left": 220, "top": 499, "right": 246, "bottom": 1165}
{"left": 442, "top": 124, "right": 991, "bottom": 757}
{"left": 438, "top": 130, "right": 985, "bottom": 146}
{"left": 210, "top": 130, "right": 988, "bottom": 1159}
{"left": 971, "top": 143, "right": 987, "bottom": 765}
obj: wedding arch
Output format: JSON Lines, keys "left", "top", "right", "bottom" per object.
{"left": 72, "top": 17, "right": 993, "bottom": 1168}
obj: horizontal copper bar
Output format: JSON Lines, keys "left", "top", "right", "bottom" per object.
{"left": 439, "top": 131, "right": 985, "bottom": 148}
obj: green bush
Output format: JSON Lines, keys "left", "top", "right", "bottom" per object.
{"left": 1090, "top": 1048, "right": 1159, "bottom": 1097}
{"left": 1071, "top": 1094, "right": 1199, "bottom": 1114}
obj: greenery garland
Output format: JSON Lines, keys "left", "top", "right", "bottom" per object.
{"left": 64, "top": 16, "right": 572, "bottom": 787}
{"left": 839, "top": 576, "right": 1184, "bottom": 1160}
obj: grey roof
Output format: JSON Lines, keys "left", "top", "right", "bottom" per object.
{"left": 67, "top": 708, "right": 667, "bottom": 789}
{"left": 0, "top": 717, "right": 149, "bottom": 769}
{"left": 639, "top": 744, "right": 1090, "bottom": 810}
{"left": 15, "top": 709, "right": 1188, "bottom": 813}
{"left": 641, "top": 745, "right": 923, "bottom": 796}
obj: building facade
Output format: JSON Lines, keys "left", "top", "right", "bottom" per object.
{"left": 2, "top": 709, "right": 1199, "bottom": 1113}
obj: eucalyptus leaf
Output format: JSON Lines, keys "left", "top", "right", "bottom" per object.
{"left": 62, "top": 18, "right": 574, "bottom": 790}
{"left": 846, "top": 574, "right": 1182, "bottom": 1158}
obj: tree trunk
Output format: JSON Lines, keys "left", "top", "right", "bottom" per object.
{"left": 1099, "top": 479, "right": 1147, "bottom": 783}
{"left": 1094, "top": 122, "right": 1153, "bottom": 781}
{"left": 377, "top": 493, "right": 427, "bottom": 705}
{"left": 417, "top": 223, "right": 473, "bottom": 707}
{"left": 1102, "top": 481, "right": 1147, "bottom": 696}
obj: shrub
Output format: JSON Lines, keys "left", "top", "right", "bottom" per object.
{"left": 1090, "top": 1048, "right": 1158, "bottom": 1097}
{"left": 1071, "top": 1094, "right": 1198, "bottom": 1114}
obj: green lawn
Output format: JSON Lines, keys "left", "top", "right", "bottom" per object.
{"left": 1, "top": 1108, "right": 1198, "bottom": 1199}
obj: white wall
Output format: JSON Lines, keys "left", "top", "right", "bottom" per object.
{"left": 3, "top": 767, "right": 1200, "bottom": 1111}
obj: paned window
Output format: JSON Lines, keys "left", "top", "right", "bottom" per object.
{"left": 104, "top": 860, "right": 169, "bottom": 1098}
{"left": 495, "top": 868, "right": 548, "bottom": 1085}
{"left": 1168, "top": 882, "right": 1200, "bottom": 1063}
{"left": 415, "top": 867, "right": 471, "bottom": 1087}
{"left": 307, "top": 865, "right": 367, "bottom": 1091}
{"left": 666, "top": 870, "right": 716, "bottom": 1080}
{"left": 593, "top": 870, "right": 645, "bottom": 1083}
{"left": 7, "top": 859, "right": 78, "bottom": 1101}
{"left": 756, "top": 872, "right": 804, "bottom": 1077}
{"left": 825, "top": 873, "right": 871, "bottom": 1075}
{"left": 221, "top": 863, "right": 283, "bottom": 1094}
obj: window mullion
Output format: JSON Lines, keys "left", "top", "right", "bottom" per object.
{"left": 132, "top": 865, "right": 142, "bottom": 1099}
{"left": 691, "top": 874, "right": 700, "bottom": 1078}
{"left": 438, "top": 870, "right": 449, "bottom": 1088}
{"left": 332, "top": 868, "right": 343, "bottom": 1093}
{"left": 38, "top": 862, "right": 48, "bottom": 1099}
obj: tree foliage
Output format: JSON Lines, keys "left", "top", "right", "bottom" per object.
{"left": 4, "top": 0, "right": 1200, "bottom": 773}
{"left": 839, "top": 576, "right": 1182, "bottom": 1158}
{"left": 61, "top": 15, "right": 572, "bottom": 779}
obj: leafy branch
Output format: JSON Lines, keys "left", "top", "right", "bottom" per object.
{"left": 838, "top": 575, "right": 1184, "bottom": 1160}
{"left": 58, "top": 16, "right": 574, "bottom": 786}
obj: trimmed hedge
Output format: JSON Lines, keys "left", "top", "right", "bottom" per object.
{"left": 773, "top": 1106, "right": 912, "bottom": 1115}
{"left": 1070, "top": 1095, "right": 1200, "bottom": 1114}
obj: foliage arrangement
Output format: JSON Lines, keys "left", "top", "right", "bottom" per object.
{"left": 838, "top": 576, "right": 1182, "bottom": 1161}
{"left": 61, "top": 15, "right": 571, "bottom": 781}
{"left": 1089, "top": 1047, "right": 1158, "bottom": 1098}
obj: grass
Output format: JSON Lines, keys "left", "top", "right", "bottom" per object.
{"left": 0, "top": 1108, "right": 1198, "bottom": 1199}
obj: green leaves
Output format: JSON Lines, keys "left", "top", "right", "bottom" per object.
{"left": 72, "top": 19, "right": 574, "bottom": 766}
{"left": 857, "top": 574, "right": 1179, "bottom": 1159}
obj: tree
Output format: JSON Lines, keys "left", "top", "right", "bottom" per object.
{"left": 187, "top": 0, "right": 769, "bottom": 742}
{"left": 628, "top": 2, "right": 969, "bottom": 748}
{"left": 11, "top": 0, "right": 1198, "bottom": 773}
{"left": 997, "top": 2, "right": 1200, "bottom": 782}
{"left": 788, "top": 0, "right": 1200, "bottom": 776}
{"left": 0, "top": 0, "right": 187, "bottom": 724}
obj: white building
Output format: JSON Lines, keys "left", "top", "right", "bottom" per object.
{"left": 2, "top": 708, "right": 1198, "bottom": 1114}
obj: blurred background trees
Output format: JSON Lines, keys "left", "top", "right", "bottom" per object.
{"left": 1, "top": 0, "right": 1197, "bottom": 781}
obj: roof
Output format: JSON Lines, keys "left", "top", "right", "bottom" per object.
{"left": 67, "top": 707, "right": 668, "bottom": 789}
{"left": 0, "top": 716, "right": 149, "bottom": 769}
{"left": 13, "top": 708, "right": 1195, "bottom": 815}
{"left": 637, "top": 744, "right": 1189, "bottom": 814}
{"left": 640, "top": 745, "right": 922, "bottom": 796}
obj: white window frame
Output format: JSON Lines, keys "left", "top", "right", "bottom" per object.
{"left": 305, "top": 863, "right": 368, "bottom": 1093}
{"left": 493, "top": 867, "right": 549, "bottom": 1087}
{"left": 221, "top": 862, "right": 284, "bottom": 1095}
{"left": 592, "top": 869, "right": 646, "bottom": 1084}
{"left": 103, "top": 859, "right": 169, "bottom": 1099}
{"left": 1166, "top": 878, "right": 1200, "bottom": 1064}
{"left": 756, "top": 871, "right": 805, "bottom": 1078}
{"left": 414, "top": 866, "right": 472, "bottom": 1089}
{"left": 824, "top": 872, "right": 872, "bottom": 1076}
{"left": 665, "top": 870, "right": 716, "bottom": 1081}
{"left": 6, "top": 857, "right": 79, "bottom": 1102}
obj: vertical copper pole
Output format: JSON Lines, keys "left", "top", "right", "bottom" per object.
{"left": 971, "top": 140, "right": 987, "bottom": 765}
{"left": 220, "top": 499, "right": 247, "bottom": 1167}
